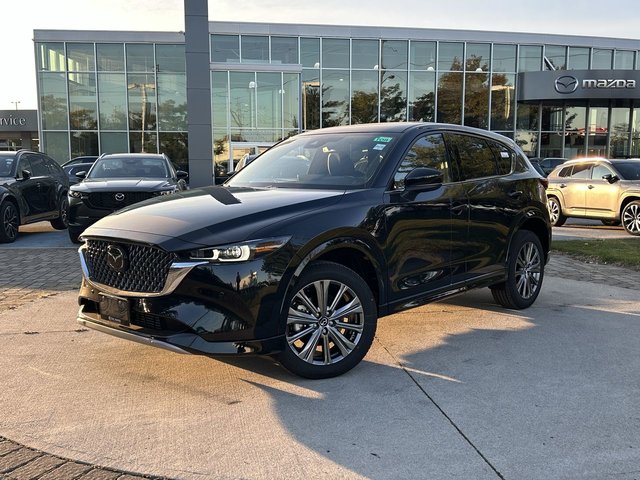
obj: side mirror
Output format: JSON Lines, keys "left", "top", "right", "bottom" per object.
{"left": 602, "top": 173, "right": 619, "bottom": 184}
{"left": 176, "top": 170, "right": 189, "bottom": 180}
{"left": 75, "top": 171, "right": 87, "bottom": 179}
{"left": 404, "top": 167, "right": 444, "bottom": 189}
{"left": 19, "top": 169, "right": 32, "bottom": 180}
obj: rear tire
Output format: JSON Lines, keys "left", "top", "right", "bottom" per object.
{"left": 491, "top": 230, "right": 545, "bottom": 310}
{"left": 276, "top": 261, "right": 377, "bottom": 379}
{"left": 547, "top": 197, "right": 566, "bottom": 227}
{"left": 622, "top": 201, "right": 640, "bottom": 236}
{"left": 50, "top": 196, "right": 69, "bottom": 230}
{"left": 0, "top": 201, "right": 19, "bottom": 243}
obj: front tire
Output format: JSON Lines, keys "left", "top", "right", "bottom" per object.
{"left": 491, "top": 230, "right": 545, "bottom": 310}
{"left": 50, "top": 196, "right": 69, "bottom": 230}
{"left": 0, "top": 201, "right": 19, "bottom": 243}
{"left": 622, "top": 201, "right": 640, "bottom": 236}
{"left": 68, "top": 226, "right": 82, "bottom": 244}
{"left": 276, "top": 261, "right": 377, "bottom": 379}
{"left": 547, "top": 197, "right": 566, "bottom": 227}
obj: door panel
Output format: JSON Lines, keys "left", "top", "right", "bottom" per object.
{"left": 384, "top": 186, "right": 457, "bottom": 302}
{"left": 585, "top": 164, "right": 620, "bottom": 216}
{"left": 384, "top": 132, "right": 463, "bottom": 304}
{"left": 561, "top": 163, "right": 591, "bottom": 215}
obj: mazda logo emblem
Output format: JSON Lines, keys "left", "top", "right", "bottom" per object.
{"left": 106, "top": 244, "right": 128, "bottom": 273}
{"left": 114, "top": 193, "right": 125, "bottom": 202}
{"left": 555, "top": 75, "right": 579, "bottom": 94}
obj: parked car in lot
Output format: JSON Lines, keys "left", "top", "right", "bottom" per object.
{"left": 75, "top": 123, "right": 551, "bottom": 378}
{"left": 67, "top": 153, "right": 188, "bottom": 243}
{"left": 63, "top": 162, "right": 95, "bottom": 185}
{"left": 61, "top": 155, "right": 98, "bottom": 167}
{"left": 0, "top": 150, "right": 69, "bottom": 243}
{"left": 546, "top": 157, "right": 640, "bottom": 235}
{"left": 529, "top": 157, "right": 567, "bottom": 176}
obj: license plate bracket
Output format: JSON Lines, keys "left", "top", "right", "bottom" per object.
{"left": 99, "top": 293, "right": 130, "bottom": 326}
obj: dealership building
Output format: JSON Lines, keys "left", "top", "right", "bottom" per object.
{"left": 34, "top": 18, "right": 640, "bottom": 182}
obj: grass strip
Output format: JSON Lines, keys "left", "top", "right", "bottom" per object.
{"left": 552, "top": 238, "right": 640, "bottom": 270}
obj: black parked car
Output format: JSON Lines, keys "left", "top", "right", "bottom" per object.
{"left": 76, "top": 123, "right": 551, "bottom": 378}
{"left": 68, "top": 153, "right": 188, "bottom": 243}
{"left": 0, "top": 150, "right": 69, "bottom": 243}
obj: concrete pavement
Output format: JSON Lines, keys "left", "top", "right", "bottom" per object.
{"left": 1, "top": 246, "right": 640, "bottom": 479}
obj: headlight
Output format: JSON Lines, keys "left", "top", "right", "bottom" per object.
{"left": 154, "top": 188, "right": 177, "bottom": 196}
{"left": 68, "top": 190, "right": 87, "bottom": 199}
{"left": 187, "top": 236, "right": 290, "bottom": 263}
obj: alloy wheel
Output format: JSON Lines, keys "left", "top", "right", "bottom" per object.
{"left": 286, "top": 279, "right": 364, "bottom": 365}
{"left": 3, "top": 204, "right": 18, "bottom": 240}
{"left": 60, "top": 198, "right": 69, "bottom": 226}
{"left": 622, "top": 203, "right": 640, "bottom": 235}
{"left": 547, "top": 198, "right": 560, "bottom": 224}
{"left": 514, "top": 242, "right": 542, "bottom": 300}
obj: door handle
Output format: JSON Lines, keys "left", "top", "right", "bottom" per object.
{"left": 451, "top": 202, "right": 466, "bottom": 215}
{"left": 508, "top": 190, "right": 523, "bottom": 198}
{"left": 559, "top": 183, "right": 567, "bottom": 188}
{"left": 588, "top": 184, "right": 595, "bottom": 189}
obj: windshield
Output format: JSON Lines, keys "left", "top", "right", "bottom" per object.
{"left": 226, "top": 132, "right": 399, "bottom": 189}
{"left": 88, "top": 157, "right": 170, "bottom": 179}
{"left": 615, "top": 162, "right": 640, "bottom": 180}
{"left": 0, "top": 157, "right": 14, "bottom": 177}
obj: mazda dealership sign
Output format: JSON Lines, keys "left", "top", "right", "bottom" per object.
{"left": 518, "top": 70, "right": 640, "bottom": 101}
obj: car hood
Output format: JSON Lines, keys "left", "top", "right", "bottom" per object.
{"left": 83, "top": 186, "right": 345, "bottom": 249}
{"left": 72, "top": 178, "right": 174, "bottom": 192}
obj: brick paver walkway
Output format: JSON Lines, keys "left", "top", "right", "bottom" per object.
{"left": 1, "top": 247, "right": 639, "bottom": 479}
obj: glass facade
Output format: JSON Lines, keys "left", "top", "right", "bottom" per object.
{"left": 36, "top": 26, "right": 640, "bottom": 173}
{"left": 36, "top": 41, "right": 188, "bottom": 169}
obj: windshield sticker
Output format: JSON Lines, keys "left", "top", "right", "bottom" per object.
{"left": 500, "top": 151, "right": 510, "bottom": 158}
{"left": 373, "top": 144, "right": 386, "bottom": 151}
{"left": 373, "top": 136, "right": 393, "bottom": 143}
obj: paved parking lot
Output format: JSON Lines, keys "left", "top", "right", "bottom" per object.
{"left": 1, "top": 225, "right": 639, "bottom": 479}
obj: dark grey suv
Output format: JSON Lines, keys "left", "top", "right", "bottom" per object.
{"left": 0, "top": 150, "right": 69, "bottom": 242}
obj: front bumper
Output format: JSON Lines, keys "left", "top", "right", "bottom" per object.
{"left": 77, "top": 306, "right": 284, "bottom": 355}
{"left": 77, "top": 241, "right": 294, "bottom": 356}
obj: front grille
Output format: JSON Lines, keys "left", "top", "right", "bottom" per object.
{"left": 87, "top": 192, "right": 156, "bottom": 210}
{"left": 84, "top": 240, "right": 176, "bottom": 293}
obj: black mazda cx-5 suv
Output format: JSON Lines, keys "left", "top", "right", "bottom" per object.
{"left": 76, "top": 123, "right": 551, "bottom": 378}
{"left": 67, "top": 153, "right": 188, "bottom": 243}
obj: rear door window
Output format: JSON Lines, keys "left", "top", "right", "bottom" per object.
{"left": 569, "top": 163, "right": 591, "bottom": 179}
{"left": 447, "top": 134, "right": 498, "bottom": 180}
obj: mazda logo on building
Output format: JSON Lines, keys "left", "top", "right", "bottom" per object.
{"left": 555, "top": 75, "right": 579, "bottom": 94}
{"left": 114, "top": 193, "right": 125, "bottom": 202}
{"left": 106, "top": 244, "right": 128, "bottom": 273}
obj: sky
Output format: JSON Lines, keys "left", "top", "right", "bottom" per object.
{"left": 2, "top": 0, "right": 640, "bottom": 110}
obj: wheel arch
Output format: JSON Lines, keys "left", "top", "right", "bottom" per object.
{"left": 287, "top": 235, "right": 386, "bottom": 312}
{"left": 512, "top": 215, "right": 551, "bottom": 263}
{"left": 0, "top": 193, "right": 22, "bottom": 224}
{"left": 620, "top": 195, "right": 640, "bottom": 216}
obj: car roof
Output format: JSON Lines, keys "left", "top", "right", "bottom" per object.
{"left": 98, "top": 153, "right": 167, "bottom": 160}
{"left": 298, "top": 122, "right": 518, "bottom": 144}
